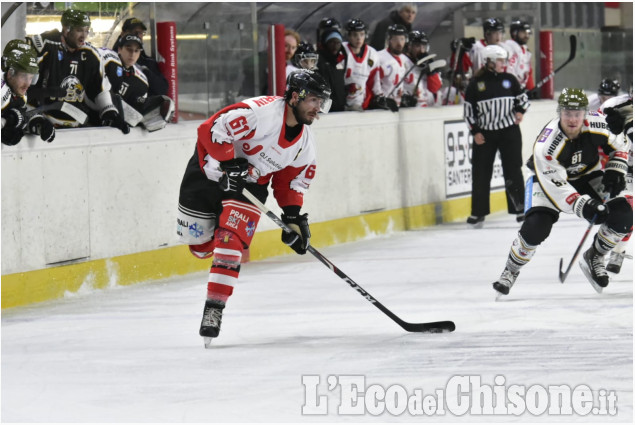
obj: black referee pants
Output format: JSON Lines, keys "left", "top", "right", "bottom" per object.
{"left": 470, "top": 124, "right": 524, "bottom": 217}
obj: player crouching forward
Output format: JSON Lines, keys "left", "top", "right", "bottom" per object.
{"left": 493, "top": 88, "right": 632, "bottom": 295}
{"left": 176, "top": 69, "right": 331, "bottom": 344}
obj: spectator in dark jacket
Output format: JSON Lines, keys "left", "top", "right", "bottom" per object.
{"left": 112, "top": 17, "right": 169, "bottom": 97}
{"left": 316, "top": 29, "right": 347, "bottom": 112}
{"left": 369, "top": 3, "right": 418, "bottom": 50}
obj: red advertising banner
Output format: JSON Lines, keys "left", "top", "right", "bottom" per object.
{"left": 157, "top": 21, "right": 178, "bottom": 122}
{"left": 539, "top": 31, "right": 554, "bottom": 99}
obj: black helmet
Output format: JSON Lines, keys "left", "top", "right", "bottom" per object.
{"left": 285, "top": 69, "right": 332, "bottom": 112}
{"left": 346, "top": 18, "right": 367, "bottom": 33}
{"left": 598, "top": 78, "right": 620, "bottom": 96}
{"left": 61, "top": 9, "right": 91, "bottom": 29}
{"left": 317, "top": 17, "right": 341, "bottom": 44}
{"left": 408, "top": 30, "right": 429, "bottom": 45}
{"left": 293, "top": 42, "right": 319, "bottom": 70}
{"left": 386, "top": 24, "right": 408, "bottom": 41}
{"left": 510, "top": 20, "right": 531, "bottom": 35}
{"left": 483, "top": 18, "right": 504, "bottom": 33}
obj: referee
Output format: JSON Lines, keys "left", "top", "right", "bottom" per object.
{"left": 464, "top": 44, "right": 529, "bottom": 227}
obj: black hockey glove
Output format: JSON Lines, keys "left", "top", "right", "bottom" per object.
{"left": 400, "top": 93, "right": 417, "bottom": 108}
{"left": 1, "top": 126, "right": 24, "bottom": 146}
{"left": 601, "top": 170, "right": 626, "bottom": 198}
{"left": 101, "top": 110, "right": 130, "bottom": 134}
{"left": 603, "top": 107, "right": 626, "bottom": 135}
{"left": 28, "top": 116, "right": 55, "bottom": 143}
{"left": 281, "top": 212, "right": 311, "bottom": 255}
{"left": 573, "top": 194, "right": 608, "bottom": 224}
{"left": 3, "top": 108, "right": 26, "bottom": 129}
{"left": 218, "top": 158, "right": 249, "bottom": 194}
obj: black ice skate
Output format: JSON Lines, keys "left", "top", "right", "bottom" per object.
{"left": 579, "top": 246, "right": 609, "bottom": 293}
{"left": 200, "top": 300, "right": 225, "bottom": 347}
{"left": 493, "top": 267, "right": 519, "bottom": 296}
{"left": 467, "top": 215, "right": 485, "bottom": 228}
{"left": 606, "top": 250, "right": 625, "bottom": 274}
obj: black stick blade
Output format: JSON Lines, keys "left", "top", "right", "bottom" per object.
{"left": 558, "top": 258, "right": 567, "bottom": 283}
{"left": 568, "top": 35, "right": 577, "bottom": 61}
{"left": 402, "top": 320, "right": 456, "bottom": 333}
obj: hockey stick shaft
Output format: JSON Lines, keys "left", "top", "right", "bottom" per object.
{"left": 558, "top": 219, "right": 595, "bottom": 283}
{"left": 386, "top": 54, "right": 436, "bottom": 98}
{"left": 529, "top": 35, "right": 577, "bottom": 95}
{"left": 444, "top": 43, "right": 464, "bottom": 105}
{"left": 241, "top": 189, "right": 455, "bottom": 333}
{"left": 559, "top": 195, "right": 607, "bottom": 283}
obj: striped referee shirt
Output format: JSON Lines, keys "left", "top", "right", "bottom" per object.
{"left": 463, "top": 70, "right": 529, "bottom": 133}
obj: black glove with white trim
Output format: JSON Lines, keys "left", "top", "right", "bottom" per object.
{"left": 1, "top": 126, "right": 24, "bottom": 145}
{"left": 603, "top": 107, "right": 626, "bottom": 135}
{"left": 28, "top": 116, "right": 55, "bottom": 143}
{"left": 4, "top": 108, "right": 26, "bottom": 129}
{"left": 281, "top": 211, "right": 311, "bottom": 255}
{"left": 573, "top": 194, "right": 608, "bottom": 224}
{"left": 602, "top": 170, "right": 626, "bottom": 198}
{"left": 218, "top": 158, "right": 249, "bottom": 194}
{"left": 101, "top": 110, "right": 130, "bottom": 134}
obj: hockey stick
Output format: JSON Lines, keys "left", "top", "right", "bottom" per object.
{"left": 528, "top": 35, "right": 577, "bottom": 97}
{"left": 241, "top": 189, "right": 456, "bottom": 333}
{"left": 386, "top": 53, "right": 437, "bottom": 98}
{"left": 558, "top": 201, "right": 607, "bottom": 283}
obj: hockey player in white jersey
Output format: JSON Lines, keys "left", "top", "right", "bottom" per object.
{"left": 504, "top": 20, "right": 535, "bottom": 91}
{"left": 377, "top": 24, "right": 409, "bottom": 108}
{"left": 468, "top": 18, "right": 505, "bottom": 75}
{"left": 401, "top": 30, "right": 442, "bottom": 108}
{"left": 342, "top": 18, "right": 382, "bottom": 111}
{"left": 588, "top": 78, "right": 620, "bottom": 112}
{"left": 176, "top": 70, "right": 331, "bottom": 346}
{"left": 492, "top": 89, "right": 631, "bottom": 295}
{"left": 599, "top": 91, "right": 633, "bottom": 274}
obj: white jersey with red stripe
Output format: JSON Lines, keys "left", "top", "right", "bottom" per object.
{"left": 342, "top": 42, "right": 382, "bottom": 109}
{"left": 468, "top": 40, "right": 506, "bottom": 74}
{"left": 504, "top": 39, "right": 534, "bottom": 90}
{"left": 377, "top": 48, "right": 408, "bottom": 105}
{"left": 196, "top": 96, "right": 316, "bottom": 208}
{"left": 402, "top": 55, "right": 443, "bottom": 107}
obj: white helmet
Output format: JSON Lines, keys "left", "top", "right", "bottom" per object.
{"left": 482, "top": 44, "right": 508, "bottom": 62}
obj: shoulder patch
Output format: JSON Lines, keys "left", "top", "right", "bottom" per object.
{"left": 537, "top": 128, "right": 552, "bottom": 143}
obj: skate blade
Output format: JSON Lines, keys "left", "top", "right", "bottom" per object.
{"left": 578, "top": 260, "right": 605, "bottom": 294}
{"left": 203, "top": 337, "right": 214, "bottom": 349}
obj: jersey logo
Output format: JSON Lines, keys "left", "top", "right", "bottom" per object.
{"left": 537, "top": 128, "right": 552, "bottom": 143}
{"left": 242, "top": 143, "right": 263, "bottom": 156}
{"left": 477, "top": 82, "right": 486, "bottom": 91}
{"left": 58, "top": 50, "right": 63, "bottom": 61}
{"left": 116, "top": 66, "right": 123, "bottom": 77}
{"left": 367, "top": 58, "right": 374, "bottom": 67}
{"left": 60, "top": 75, "right": 85, "bottom": 102}
{"left": 502, "top": 79, "right": 511, "bottom": 89}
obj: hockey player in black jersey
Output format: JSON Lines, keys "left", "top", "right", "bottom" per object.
{"left": 101, "top": 34, "right": 174, "bottom": 132}
{"left": 2, "top": 40, "right": 55, "bottom": 145}
{"left": 26, "top": 9, "right": 128, "bottom": 133}
{"left": 493, "top": 89, "right": 632, "bottom": 295}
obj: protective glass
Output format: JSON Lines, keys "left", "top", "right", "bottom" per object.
{"left": 560, "top": 109, "right": 586, "bottom": 120}
{"left": 304, "top": 94, "right": 332, "bottom": 113}
{"left": 9, "top": 68, "right": 38, "bottom": 85}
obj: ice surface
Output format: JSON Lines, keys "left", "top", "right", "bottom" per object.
{"left": 2, "top": 212, "right": 632, "bottom": 422}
